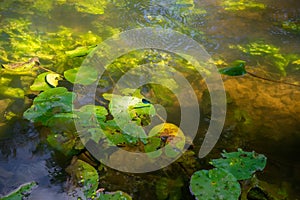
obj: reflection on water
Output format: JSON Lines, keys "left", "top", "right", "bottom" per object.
{"left": 0, "top": 120, "right": 67, "bottom": 199}
{"left": 0, "top": 0, "right": 299, "bottom": 199}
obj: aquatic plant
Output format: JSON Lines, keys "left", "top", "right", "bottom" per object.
{"left": 190, "top": 168, "right": 241, "bottom": 200}
{"left": 221, "top": 0, "right": 266, "bottom": 11}
{"left": 281, "top": 20, "right": 300, "bottom": 34}
{"left": 219, "top": 59, "right": 300, "bottom": 87}
{"left": 66, "top": 158, "right": 99, "bottom": 198}
{"left": 229, "top": 41, "right": 300, "bottom": 76}
{"left": 190, "top": 149, "right": 267, "bottom": 200}
{"left": 155, "top": 177, "right": 183, "bottom": 200}
{"left": 0, "top": 181, "right": 37, "bottom": 200}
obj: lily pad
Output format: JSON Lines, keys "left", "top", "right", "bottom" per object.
{"left": 0, "top": 181, "right": 37, "bottom": 200}
{"left": 75, "top": 104, "right": 108, "bottom": 128}
{"left": 190, "top": 168, "right": 241, "bottom": 200}
{"left": 218, "top": 60, "right": 247, "bottom": 76}
{"left": 30, "top": 72, "right": 53, "bottom": 91}
{"left": 210, "top": 149, "right": 267, "bottom": 180}
{"left": 103, "top": 94, "right": 156, "bottom": 128}
{"left": 66, "top": 159, "right": 98, "bottom": 198}
{"left": 45, "top": 73, "right": 63, "bottom": 87}
{"left": 47, "top": 131, "right": 82, "bottom": 156}
{"left": 23, "top": 87, "right": 74, "bottom": 125}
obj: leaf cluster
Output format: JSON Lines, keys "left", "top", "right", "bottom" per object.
{"left": 190, "top": 149, "right": 267, "bottom": 200}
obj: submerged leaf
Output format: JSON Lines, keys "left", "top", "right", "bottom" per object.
{"left": 0, "top": 86, "right": 24, "bottom": 99}
{"left": 222, "top": 0, "right": 266, "bottom": 11}
{"left": 72, "top": 0, "right": 107, "bottom": 15}
{"left": 190, "top": 168, "right": 241, "bottom": 200}
{"left": 64, "top": 67, "right": 98, "bottom": 85}
{"left": 210, "top": 149, "right": 267, "bottom": 180}
{"left": 155, "top": 177, "right": 183, "bottom": 200}
{"left": 218, "top": 60, "right": 247, "bottom": 76}
{"left": 65, "top": 45, "right": 97, "bottom": 58}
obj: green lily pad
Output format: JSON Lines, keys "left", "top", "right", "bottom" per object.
{"left": 97, "top": 191, "right": 132, "bottom": 200}
{"left": 66, "top": 159, "right": 98, "bottom": 198}
{"left": 210, "top": 149, "right": 267, "bottom": 180}
{"left": 45, "top": 73, "right": 63, "bottom": 87}
{"left": 103, "top": 94, "right": 156, "bottom": 128}
{"left": 144, "top": 136, "right": 162, "bottom": 158}
{"left": 190, "top": 168, "right": 241, "bottom": 200}
{"left": 47, "top": 131, "right": 82, "bottom": 156}
{"left": 30, "top": 72, "right": 53, "bottom": 91}
{"left": 74, "top": 105, "right": 108, "bottom": 130}
{"left": 218, "top": 60, "right": 247, "bottom": 76}
{"left": 64, "top": 67, "right": 98, "bottom": 85}
{"left": 0, "top": 181, "right": 37, "bottom": 200}
{"left": 23, "top": 87, "right": 74, "bottom": 125}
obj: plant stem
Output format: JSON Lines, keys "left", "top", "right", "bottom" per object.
{"left": 247, "top": 71, "right": 300, "bottom": 87}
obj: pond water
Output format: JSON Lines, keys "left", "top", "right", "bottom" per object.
{"left": 0, "top": 0, "right": 299, "bottom": 199}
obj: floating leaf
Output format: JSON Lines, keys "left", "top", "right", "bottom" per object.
{"left": 218, "top": 60, "right": 247, "bottom": 76}
{"left": 23, "top": 87, "right": 74, "bottom": 125}
{"left": 30, "top": 72, "right": 53, "bottom": 91}
{"left": 47, "top": 131, "right": 82, "bottom": 156}
{"left": 103, "top": 94, "right": 156, "bottom": 128}
{"left": 45, "top": 73, "right": 63, "bottom": 87}
{"left": 210, "top": 149, "right": 267, "bottom": 180}
{"left": 97, "top": 191, "right": 132, "bottom": 200}
{"left": 64, "top": 67, "right": 98, "bottom": 85}
{"left": 75, "top": 105, "right": 108, "bottom": 130}
{"left": 146, "top": 123, "right": 185, "bottom": 158}
{"left": 0, "top": 181, "right": 37, "bottom": 200}
{"left": 190, "top": 168, "right": 241, "bottom": 200}
{"left": 66, "top": 159, "right": 98, "bottom": 198}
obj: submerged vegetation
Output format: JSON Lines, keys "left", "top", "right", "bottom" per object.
{"left": 0, "top": 0, "right": 299, "bottom": 199}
